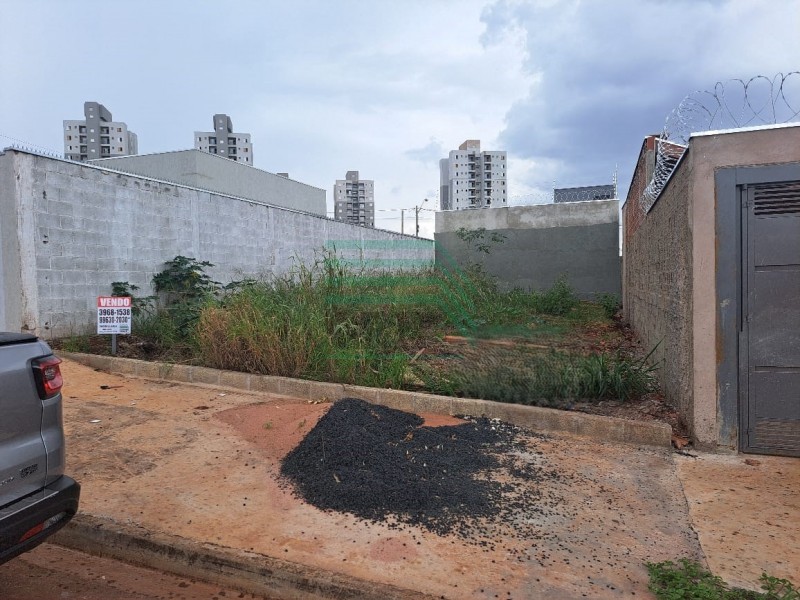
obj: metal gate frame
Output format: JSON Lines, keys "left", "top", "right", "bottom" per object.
{"left": 715, "top": 163, "right": 800, "bottom": 454}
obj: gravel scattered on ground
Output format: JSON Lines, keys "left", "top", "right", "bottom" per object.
{"left": 280, "top": 398, "right": 567, "bottom": 544}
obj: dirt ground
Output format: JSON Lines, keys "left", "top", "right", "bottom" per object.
{"left": 0, "top": 543, "right": 268, "bottom": 600}
{"left": 58, "top": 358, "right": 797, "bottom": 599}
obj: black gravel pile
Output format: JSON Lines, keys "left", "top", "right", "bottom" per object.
{"left": 280, "top": 398, "right": 563, "bottom": 541}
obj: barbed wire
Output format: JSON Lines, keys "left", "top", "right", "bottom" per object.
{"left": 642, "top": 71, "right": 800, "bottom": 211}
{"left": 509, "top": 185, "right": 617, "bottom": 206}
{"left": 0, "top": 134, "right": 66, "bottom": 160}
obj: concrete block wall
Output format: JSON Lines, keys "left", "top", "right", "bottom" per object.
{"left": 0, "top": 150, "right": 433, "bottom": 337}
{"left": 622, "top": 154, "right": 694, "bottom": 431}
{"left": 434, "top": 200, "right": 620, "bottom": 298}
{"left": 92, "top": 150, "right": 327, "bottom": 216}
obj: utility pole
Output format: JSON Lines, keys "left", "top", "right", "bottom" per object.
{"left": 415, "top": 198, "right": 428, "bottom": 237}
{"left": 401, "top": 209, "right": 404, "bottom": 234}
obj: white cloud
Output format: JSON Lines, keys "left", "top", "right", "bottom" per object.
{"left": 482, "top": 0, "right": 800, "bottom": 198}
{"left": 3, "top": 0, "right": 797, "bottom": 235}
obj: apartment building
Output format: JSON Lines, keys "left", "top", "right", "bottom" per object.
{"left": 333, "top": 171, "right": 374, "bottom": 227}
{"left": 63, "top": 102, "right": 138, "bottom": 162}
{"left": 439, "top": 140, "right": 507, "bottom": 210}
{"left": 194, "top": 114, "right": 253, "bottom": 164}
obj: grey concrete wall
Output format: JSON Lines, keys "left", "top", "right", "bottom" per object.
{"left": 92, "top": 150, "right": 326, "bottom": 216}
{"left": 623, "top": 155, "right": 694, "bottom": 432}
{"left": 434, "top": 201, "right": 620, "bottom": 298}
{"left": 0, "top": 150, "right": 432, "bottom": 337}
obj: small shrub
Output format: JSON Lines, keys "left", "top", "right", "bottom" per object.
{"left": 760, "top": 574, "right": 800, "bottom": 600}
{"left": 111, "top": 281, "right": 155, "bottom": 316}
{"left": 647, "top": 559, "right": 733, "bottom": 599}
{"left": 646, "top": 558, "right": 798, "bottom": 600}
{"left": 533, "top": 275, "right": 579, "bottom": 316}
{"left": 596, "top": 292, "right": 621, "bottom": 319}
{"left": 152, "top": 256, "right": 221, "bottom": 305}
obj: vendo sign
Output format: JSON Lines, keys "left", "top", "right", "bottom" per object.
{"left": 97, "top": 296, "right": 132, "bottom": 334}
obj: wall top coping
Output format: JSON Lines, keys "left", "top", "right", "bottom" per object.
{"left": 434, "top": 199, "right": 619, "bottom": 233}
{"left": 690, "top": 121, "right": 800, "bottom": 139}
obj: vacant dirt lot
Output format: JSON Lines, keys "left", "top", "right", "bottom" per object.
{"left": 61, "top": 359, "right": 705, "bottom": 598}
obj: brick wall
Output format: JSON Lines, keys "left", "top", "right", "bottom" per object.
{"left": 623, "top": 151, "right": 694, "bottom": 429}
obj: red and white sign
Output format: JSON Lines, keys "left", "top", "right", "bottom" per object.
{"left": 97, "top": 296, "right": 132, "bottom": 334}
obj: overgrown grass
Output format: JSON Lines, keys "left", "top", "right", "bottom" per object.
{"left": 646, "top": 559, "right": 799, "bottom": 600}
{"left": 193, "top": 258, "right": 450, "bottom": 388}
{"left": 60, "top": 334, "right": 91, "bottom": 353}
{"left": 415, "top": 348, "right": 658, "bottom": 407}
{"left": 65, "top": 254, "right": 658, "bottom": 404}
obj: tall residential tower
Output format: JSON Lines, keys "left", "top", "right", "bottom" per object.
{"left": 439, "top": 140, "right": 506, "bottom": 210}
{"left": 63, "top": 102, "right": 138, "bottom": 162}
{"left": 194, "top": 114, "right": 253, "bottom": 164}
{"left": 333, "top": 171, "right": 374, "bottom": 227}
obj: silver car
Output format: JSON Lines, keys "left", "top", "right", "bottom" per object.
{"left": 0, "top": 333, "right": 80, "bottom": 564}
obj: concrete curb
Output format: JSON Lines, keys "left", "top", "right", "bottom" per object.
{"left": 62, "top": 352, "right": 672, "bottom": 447}
{"left": 53, "top": 514, "right": 437, "bottom": 600}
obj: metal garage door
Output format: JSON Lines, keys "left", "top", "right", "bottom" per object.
{"left": 741, "top": 181, "right": 800, "bottom": 456}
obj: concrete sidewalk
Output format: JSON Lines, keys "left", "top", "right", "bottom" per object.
{"left": 52, "top": 357, "right": 798, "bottom": 598}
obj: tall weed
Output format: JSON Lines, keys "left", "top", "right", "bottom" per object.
{"left": 194, "top": 256, "right": 449, "bottom": 388}
{"left": 416, "top": 347, "right": 658, "bottom": 406}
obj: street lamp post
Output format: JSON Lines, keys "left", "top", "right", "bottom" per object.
{"left": 415, "top": 198, "right": 428, "bottom": 237}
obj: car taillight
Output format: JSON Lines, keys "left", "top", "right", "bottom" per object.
{"left": 19, "top": 513, "right": 68, "bottom": 542}
{"left": 32, "top": 356, "right": 63, "bottom": 399}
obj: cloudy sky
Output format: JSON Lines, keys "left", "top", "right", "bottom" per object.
{"left": 2, "top": 0, "right": 798, "bottom": 236}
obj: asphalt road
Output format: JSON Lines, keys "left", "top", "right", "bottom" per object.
{"left": 0, "top": 543, "right": 271, "bottom": 600}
